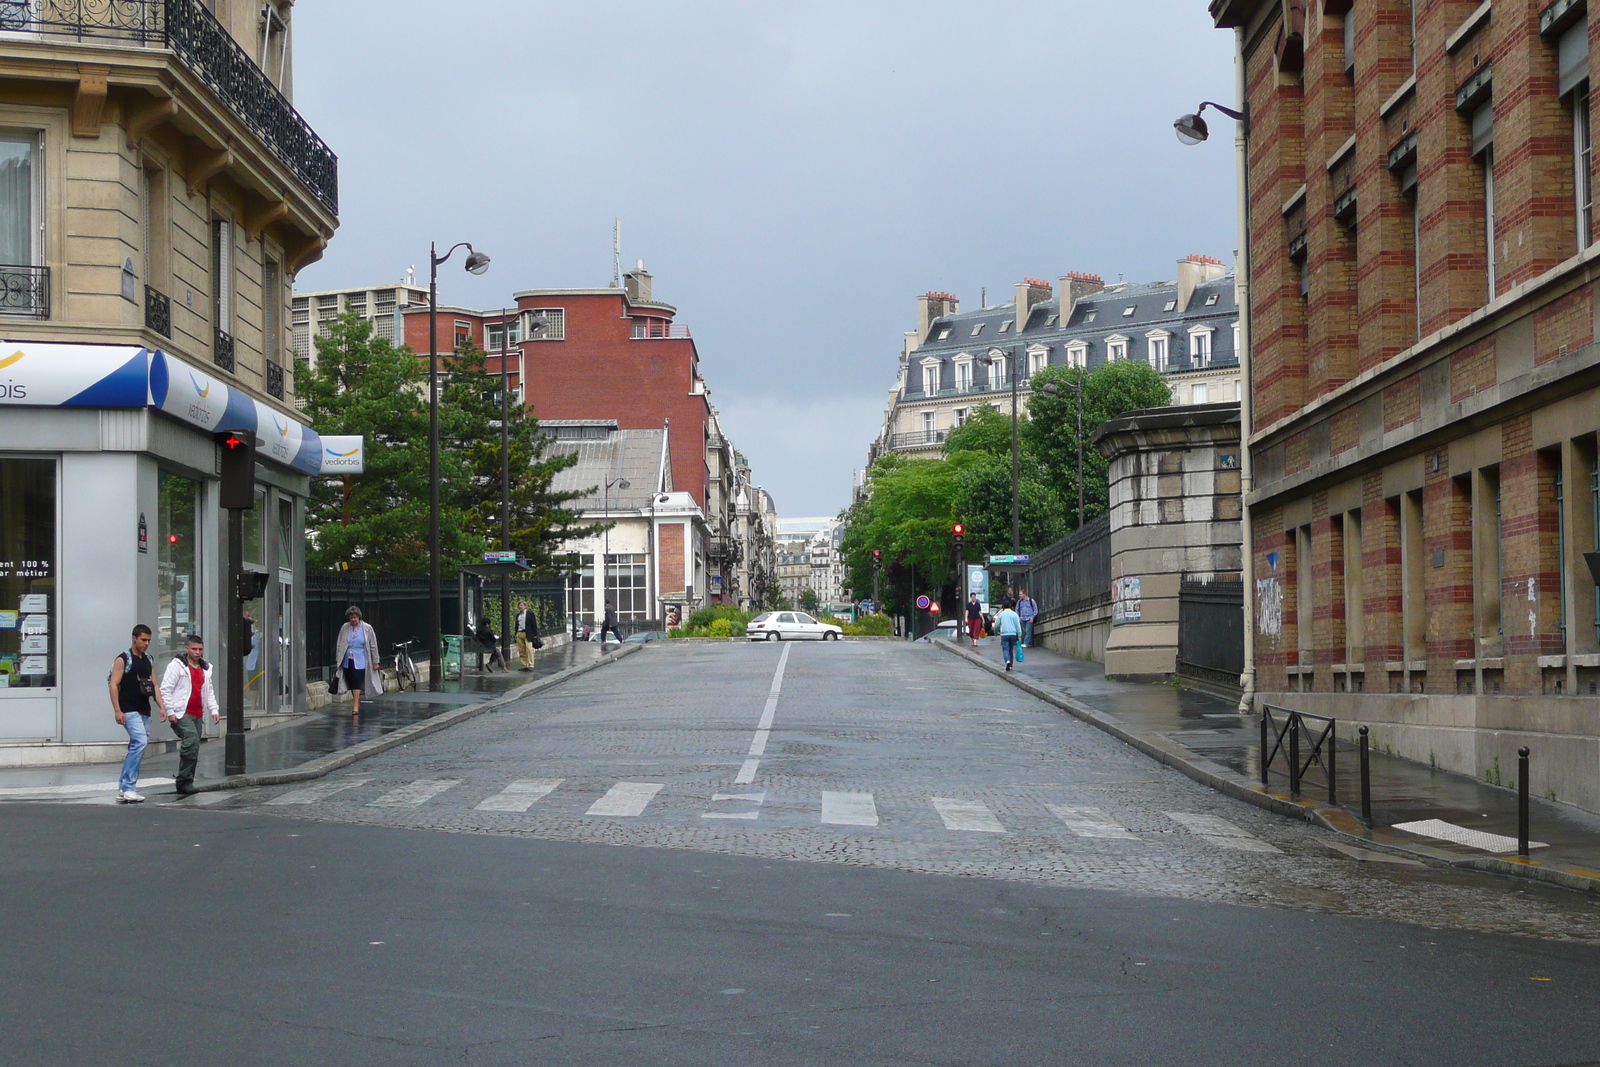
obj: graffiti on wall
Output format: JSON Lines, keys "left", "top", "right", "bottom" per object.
{"left": 1256, "top": 550, "right": 1282, "bottom": 638}
{"left": 1112, "top": 575, "right": 1142, "bottom": 623}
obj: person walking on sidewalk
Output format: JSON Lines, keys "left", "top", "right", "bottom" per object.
{"left": 966, "top": 594, "right": 984, "bottom": 645}
{"left": 334, "top": 607, "right": 383, "bottom": 714}
{"left": 108, "top": 624, "right": 165, "bottom": 803}
{"left": 1016, "top": 589, "right": 1038, "bottom": 648}
{"left": 157, "top": 635, "right": 219, "bottom": 795}
{"left": 996, "top": 601, "right": 1021, "bottom": 672}
{"left": 599, "top": 601, "right": 622, "bottom": 644}
{"left": 515, "top": 601, "right": 538, "bottom": 671}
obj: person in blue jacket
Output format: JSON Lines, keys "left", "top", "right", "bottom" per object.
{"left": 995, "top": 601, "right": 1021, "bottom": 672}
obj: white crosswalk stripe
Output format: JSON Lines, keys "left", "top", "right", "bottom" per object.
{"left": 1048, "top": 805, "right": 1138, "bottom": 839}
{"left": 267, "top": 778, "right": 371, "bottom": 805}
{"left": 931, "top": 797, "right": 1006, "bottom": 833}
{"left": 820, "top": 791, "right": 878, "bottom": 826}
{"left": 368, "top": 779, "right": 459, "bottom": 808}
{"left": 586, "top": 782, "right": 663, "bottom": 817}
{"left": 1164, "top": 811, "right": 1282, "bottom": 853}
{"left": 476, "top": 778, "right": 564, "bottom": 812}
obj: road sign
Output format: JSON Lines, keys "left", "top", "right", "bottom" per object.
{"left": 482, "top": 550, "right": 519, "bottom": 563}
{"left": 859, "top": 599, "right": 876, "bottom": 614}
{"left": 987, "top": 554, "right": 1031, "bottom": 564}
{"left": 915, "top": 595, "right": 931, "bottom": 610}
{"left": 928, "top": 601, "right": 940, "bottom": 614}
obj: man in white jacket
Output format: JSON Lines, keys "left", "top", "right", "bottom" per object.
{"left": 158, "top": 634, "right": 220, "bottom": 795}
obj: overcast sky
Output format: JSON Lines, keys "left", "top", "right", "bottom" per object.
{"left": 292, "top": 1, "right": 1239, "bottom": 519}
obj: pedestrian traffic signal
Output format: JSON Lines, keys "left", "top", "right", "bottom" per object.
{"left": 214, "top": 430, "right": 256, "bottom": 510}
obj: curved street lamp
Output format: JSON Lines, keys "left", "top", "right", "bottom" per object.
{"left": 1173, "top": 100, "right": 1247, "bottom": 145}
{"left": 427, "top": 241, "right": 488, "bottom": 691}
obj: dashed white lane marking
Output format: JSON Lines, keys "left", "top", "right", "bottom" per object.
{"left": 738, "top": 642, "right": 792, "bottom": 777}
{"left": 0, "top": 777, "right": 174, "bottom": 797}
{"left": 1165, "top": 811, "right": 1282, "bottom": 853}
{"left": 586, "top": 782, "right": 664, "bottom": 817}
{"left": 931, "top": 797, "right": 1006, "bottom": 833}
{"left": 268, "top": 778, "right": 372, "bottom": 805}
{"left": 1392, "top": 818, "right": 1547, "bottom": 853}
{"left": 368, "top": 779, "right": 459, "bottom": 808}
{"left": 476, "top": 778, "right": 564, "bottom": 812}
{"left": 1048, "top": 805, "right": 1138, "bottom": 840}
{"left": 703, "top": 791, "right": 766, "bottom": 820}
{"left": 820, "top": 791, "right": 878, "bottom": 826}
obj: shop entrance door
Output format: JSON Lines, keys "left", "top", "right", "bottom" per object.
{"left": 0, "top": 457, "right": 57, "bottom": 740}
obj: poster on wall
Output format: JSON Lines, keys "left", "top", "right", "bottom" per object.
{"left": 19, "top": 593, "right": 46, "bottom": 613}
{"left": 1112, "top": 576, "right": 1142, "bottom": 623}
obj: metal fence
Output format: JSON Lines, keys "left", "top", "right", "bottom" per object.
{"left": 1028, "top": 515, "right": 1111, "bottom": 621}
{"left": 1177, "top": 577, "right": 1244, "bottom": 688}
{"left": 305, "top": 573, "right": 565, "bottom": 677}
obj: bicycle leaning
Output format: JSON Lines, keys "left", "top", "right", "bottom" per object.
{"left": 391, "top": 639, "right": 418, "bottom": 692}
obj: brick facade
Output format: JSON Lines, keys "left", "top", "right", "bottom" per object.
{"left": 1213, "top": 0, "right": 1600, "bottom": 812}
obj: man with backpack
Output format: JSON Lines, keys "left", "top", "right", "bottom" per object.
{"left": 108, "top": 624, "right": 165, "bottom": 804}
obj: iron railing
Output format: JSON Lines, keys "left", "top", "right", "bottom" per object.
{"left": 1029, "top": 514, "right": 1111, "bottom": 619}
{"left": 2, "top": 0, "right": 338, "bottom": 215}
{"left": 144, "top": 283, "right": 171, "bottom": 336}
{"left": 888, "top": 429, "right": 947, "bottom": 450}
{"left": 0, "top": 264, "right": 49, "bottom": 317}
{"left": 1261, "top": 704, "right": 1337, "bottom": 803}
{"left": 1177, "top": 576, "right": 1244, "bottom": 688}
{"left": 212, "top": 327, "right": 234, "bottom": 371}
{"left": 265, "top": 358, "right": 284, "bottom": 399}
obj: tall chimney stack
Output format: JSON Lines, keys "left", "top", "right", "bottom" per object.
{"left": 624, "top": 260, "right": 653, "bottom": 303}
{"left": 917, "top": 291, "right": 959, "bottom": 344}
{"left": 1175, "top": 254, "right": 1226, "bottom": 312}
{"left": 1057, "top": 271, "right": 1105, "bottom": 323}
{"left": 1014, "top": 278, "right": 1053, "bottom": 334}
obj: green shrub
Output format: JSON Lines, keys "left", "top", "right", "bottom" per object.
{"left": 845, "top": 613, "right": 895, "bottom": 636}
{"left": 707, "top": 618, "right": 732, "bottom": 638}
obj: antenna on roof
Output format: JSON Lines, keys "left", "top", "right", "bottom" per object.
{"left": 611, "top": 219, "right": 621, "bottom": 287}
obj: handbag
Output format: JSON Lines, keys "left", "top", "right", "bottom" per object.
{"left": 531, "top": 635, "right": 544, "bottom": 650}
{"left": 328, "top": 670, "right": 341, "bottom": 695}
{"left": 1016, "top": 643, "right": 1024, "bottom": 662}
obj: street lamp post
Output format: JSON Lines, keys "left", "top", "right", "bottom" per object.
{"left": 1176, "top": 87, "right": 1253, "bottom": 713}
{"left": 428, "top": 240, "right": 490, "bottom": 692}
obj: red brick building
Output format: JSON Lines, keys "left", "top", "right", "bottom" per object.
{"left": 1211, "top": 0, "right": 1600, "bottom": 812}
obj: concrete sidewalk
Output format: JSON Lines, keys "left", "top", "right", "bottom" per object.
{"left": 0, "top": 640, "right": 625, "bottom": 797}
{"left": 938, "top": 634, "right": 1600, "bottom": 893}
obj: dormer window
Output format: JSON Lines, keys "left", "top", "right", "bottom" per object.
{"left": 1189, "top": 324, "right": 1216, "bottom": 367}
{"left": 936, "top": 327, "right": 952, "bottom": 340}
{"left": 1122, "top": 306, "right": 1136, "bottom": 317}
{"left": 1163, "top": 300, "right": 1177, "bottom": 312}
{"left": 1065, "top": 341, "right": 1088, "bottom": 369}
{"left": 1105, "top": 335, "right": 1128, "bottom": 362}
{"left": 1204, "top": 293, "right": 1220, "bottom": 306}
{"left": 1146, "top": 329, "right": 1172, "bottom": 372}
{"left": 1043, "top": 314, "right": 1058, "bottom": 327}
{"left": 970, "top": 323, "right": 986, "bottom": 337}
{"left": 1083, "top": 311, "right": 1097, "bottom": 323}
{"left": 999, "top": 320, "right": 1011, "bottom": 333}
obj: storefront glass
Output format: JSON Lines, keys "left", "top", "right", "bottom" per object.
{"left": 606, "top": 554, "right": 647, "bottom": 620}
{"left": 574, "top": 554, "right": 594, "bottom": 624}
{"left": 157, "top": 471, "right": 201, "bottom": 661}
{"left": 0, "top": 458, "right": 55, "bottom": 689}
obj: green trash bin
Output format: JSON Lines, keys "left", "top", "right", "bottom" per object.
{"left": 442, "top": 634, "right": 463, "bottom": 680}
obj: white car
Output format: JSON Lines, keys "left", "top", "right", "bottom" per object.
{"left": 746, "top": 611, "right": 843, "bottom": 641}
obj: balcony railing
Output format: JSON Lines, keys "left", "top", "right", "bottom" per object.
{"left": 144, "top": 284, "right": 171, "bottom": 337}
{"left": 630, "top": 323, "right": 691, "bottom": 339}
{"left": 265, "top": 359, "right": 284, "bottom": 399}
{"left": 213, "top": 327, "right": 234, "bottom": 372}
{"left": 0, "top": 264, "right": 49, "bottom": 318}
{"left": 889, "top": 429, "right": 947, "bottom": 450}
{"left": 3, "top": 0, "right": 338, "bottom": 216}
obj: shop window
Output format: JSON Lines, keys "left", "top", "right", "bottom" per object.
{"left": 574, "top": 554, "right": 595, "bottom": 624}
{"left": 157, "top": 472, "right": 202, "bottom": 662}
{"left": 606, "top": 553, "right": 647, "bottom": 620}
{"left": 0, "top": 458, "right": 56, "bottom": 689}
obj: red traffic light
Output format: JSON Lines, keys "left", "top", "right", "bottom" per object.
{"left": 168, "top": 534, "right": 179, "bottom": 544}
{"left": 952, "top": 523, "right": 965, "bottom": 537}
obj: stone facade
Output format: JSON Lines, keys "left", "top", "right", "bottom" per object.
{"left": 1212, "top": 0, "right": 1600, "bottom": 812}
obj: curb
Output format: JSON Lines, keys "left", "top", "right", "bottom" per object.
{"left": 193, "top": 643, "right": 644, "bottom": 793}
{"left": 933, "top": 639, "right": 1600, "bottom": 895}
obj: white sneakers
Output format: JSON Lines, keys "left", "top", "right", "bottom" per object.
{"left": 118, "top": 790, "right": 145, "bottom": 804}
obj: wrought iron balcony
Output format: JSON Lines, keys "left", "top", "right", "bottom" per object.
{"left": 213, "top": 327, "right": 234, "bottom": 372}
{"left": 888, "top": 429, "right": 947, "bottom": 450}
{"left": 0, "top": 264, "right": 49, "bottom": 318}
{"left": 265, "top": 359, "right": 284, "bottom": 399}
{"left": 5, "top": 0, "right": 338, "bottom": 216}
{"left": 144, "top": 284, "right": 171, "bottom": 337}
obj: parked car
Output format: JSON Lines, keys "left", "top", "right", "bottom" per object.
{"left": 746, "top": 611, "right": 843, "bottom": 641}
{"left": 624, "top": 630, "right": 665, "bottom": 643}
{"left": 921, "top": 619, "right": 961, "bottom": 642}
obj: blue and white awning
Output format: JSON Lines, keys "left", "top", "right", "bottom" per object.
{"left": 0, "top": 340, "right": 353, "bottom": 475}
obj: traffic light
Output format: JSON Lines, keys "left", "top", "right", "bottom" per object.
{"left": 214, "top": 430, "right": 255, "bottom": 510}
{"left": 952, "top": 522, "right": 965, "bottom": 548}
{"left": 871, "top": 549, "right": 882, "bottom": 567}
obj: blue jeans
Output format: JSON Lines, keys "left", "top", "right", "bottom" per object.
{"left": 118, "top": 711, "right": 149, "bottom": 792}
{"left": 1001, "top": 635, "right": 1018, "bottom": 665}
{"left": 1020, "top": 619, "right": 1034, "bottom": 646}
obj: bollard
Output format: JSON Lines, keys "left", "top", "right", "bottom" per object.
{"left": 1288, "top": 714, "right": 1301, "bottom": 796}
{"left": 1518, "top": 746, "right": 1530, "bottom": 857}
{"left": 1358, "top": 726, "right": 1372, "bottom": 827}
{"left": 1327, "top": 721, "right": 1337, "bottom": 805}
{"left": 1260, "top": 710, "right": 1270, "bottom": 786}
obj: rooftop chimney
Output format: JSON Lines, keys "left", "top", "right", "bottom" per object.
{"left": 1057, "top": 271, "right": 1105, "bottom": 323}
{"left": 1015, "top": 278, "right": 1053, "bottom": 333}
{"left": 623, "top": 261, "right": 653, "bottom": 303}
{"left": 1175, "top": 254, "right": 1226, "bottom": 312}
{"left": 917, "top": 291, "right": 960, "bottom": 344}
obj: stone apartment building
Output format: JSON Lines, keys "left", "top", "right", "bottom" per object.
{"left": 0, "top": 0, "right": 341, "bottom": 761}
{"left": 870, "top": 261, "right": 1244, "bottom": 462}
{"left": 290, "top": 279, "right": 428, "bottom": 365}
{"left": 1211, "top": 0, "right": 1600, "bottom": 812}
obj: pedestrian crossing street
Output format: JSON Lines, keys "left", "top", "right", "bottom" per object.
{"left": 262, "top": 776, "right": 1282, "bottom": 852}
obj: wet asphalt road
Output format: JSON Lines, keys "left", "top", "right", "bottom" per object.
{"left": 5, "top": 641, "right": 1600, "bottom": 1066}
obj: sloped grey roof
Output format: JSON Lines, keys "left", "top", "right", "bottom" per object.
{"left": 549, "top": 429, "right": 666, "bottom": 510}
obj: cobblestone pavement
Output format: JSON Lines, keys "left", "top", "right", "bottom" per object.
{"left": 149, "top": 642, "right": 1600, "bottom": 942}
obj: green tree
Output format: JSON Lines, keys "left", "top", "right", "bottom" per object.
{"left": 1024, "top": 359, "right": 1171, "bottom": 532}
{"left": 951, "top": 451, "right": 1067, "bottom": 557}
{"left": 838, "top": 453, "right": 969, "bottom": 617}
{"left": 941, "top": 403, "right": 1021, "bottom": 458}
{"left": 440, "top": 339, "right": 602, "bottom": 574}
{"left": 799, "top": 588, "right": 821, "bottom": 614}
